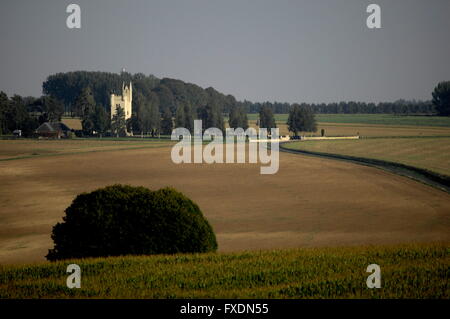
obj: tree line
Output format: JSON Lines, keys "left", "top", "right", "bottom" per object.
{"left": 0, "top": 93, "right": 64, "bottom": 136}
{"left": 257, "top": 104, "right": 317, "bottom": 137}
{"left": 1, "top": 70, "right": 449, "bottom": 137}
{"left": 43, "top": 72, "right": 447, "bottom": 119}
{"left": 243, "top": 99, "right": 435, "bottom": 115}
{"left": 43, "top": 71, "right": 240, "bottom": 136}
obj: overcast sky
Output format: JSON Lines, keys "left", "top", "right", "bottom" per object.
{"left": 1, "top": 0, "right": 449, "bottom": 103}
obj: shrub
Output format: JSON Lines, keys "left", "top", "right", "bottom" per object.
{"left": 46, "top": 185, "right": 217, "bottom": 261}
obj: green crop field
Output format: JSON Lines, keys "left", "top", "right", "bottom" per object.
{"left": 315, "top": 114, "right": 450, "bottom": 127}
{"left": 245, "top": 113, "right": 289, "bottom": 122}
{"left": 283, "top": 137, "right": 450, "bottom": 176}
{"left": 0, "top": 244, "right": 448, "bottom": 299}
{"left": 66, "top": 114, "right": 450, "bottom": 128}
{"left": 245, "top": 113, "right": 450, "bottom": 127}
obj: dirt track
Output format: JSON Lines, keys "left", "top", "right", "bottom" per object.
{"left": 0, "top": 146, "right": 449, "bottom": 264}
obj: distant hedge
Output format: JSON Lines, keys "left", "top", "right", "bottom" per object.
{"left": 46, "top": 185, "right": 217, "bottom": 261}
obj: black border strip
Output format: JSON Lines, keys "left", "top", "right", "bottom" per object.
{"left": 0, "top": 299, "right": 447, "bottom": 317}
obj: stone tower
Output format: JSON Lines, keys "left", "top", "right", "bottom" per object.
{"left": 110, "top": 82, "right": 132, "bottom": 120}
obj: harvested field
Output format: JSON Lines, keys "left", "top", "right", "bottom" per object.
{"left": 0, "top": 139, "right": 173, "bottom": 161}
{"left": 0, "top": 142, "right": 449, "bottom": 264}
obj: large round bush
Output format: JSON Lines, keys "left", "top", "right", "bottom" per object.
{"left": 46, "top": 185, "right": 217, "bottom": 260}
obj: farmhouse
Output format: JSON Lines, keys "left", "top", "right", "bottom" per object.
{"left": 35, "top": 122, "right": 72, "bottom": 139}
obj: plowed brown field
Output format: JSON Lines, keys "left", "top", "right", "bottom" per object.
{"left": 0, "top": 144, "right": 449, "bottom": 264}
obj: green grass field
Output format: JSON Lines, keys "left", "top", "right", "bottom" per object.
{"left": 245, "top": 113, "right": 450, "bottom": 127}
{"left": 283, "top": 137, "right": 450, "bottom": 176}
{"left": 0, "top": 244, "right": 448, "bottom": 299}
{"left": 315, "top": 114, "right": 450, "bottom": 127}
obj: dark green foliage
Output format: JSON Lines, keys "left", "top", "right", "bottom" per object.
{"left": 18, "top": 116, "right": 40, "bottom": 137}
{"left": 131, "top": 92, "right": 145, "bottom": 135}
{"left": 432, "top": 81, "right": 450, "bottom": 116}
{"left": 259, "top": 106, "right": 276, "bottom": 129}
{"left": 90, "top": 104, "right": 109, "bottom": 136}
{"left": 73, "top": 87, "right": 95, "bottom": 119}
{"left": 0, "top": 93, "right": 39, "bottom": 136}
{"left": 33, "top": 95, "right": 64, "bottom": 123}
{"left": 0, "top": 92, "right": 9, "bottom": 134}
{"left": 287, "top": 104, "right": 317, "bottom": 136}
{"left": 46, "top": 185, "right": 217, "bottom": 261}
{"left": 75, "top": 88, "right": 110, "bottom": 136}
{"left": 133, "top": 92, "right": 161, "bottom": 136}
{"left": 246, "top": 100, "right": 435, "bottom": 115}
{"left": 43, "top": 71, "right": 158, "bottom": 111}
{"left": 175, "top": 103, "right": 185, "bottom": 128}
{"left": 111, "top": 106, "right": 126, "bottom": 137}
{"left": 42, "top": 72, "right": 232, "bottom": 120}
{"left": 153, "top": 84, "right": 177, "bottom": 114}
{"left": 228, "top": 105, "right": 249, "bottom": 130}
{"left": 199, "top": 102, "right": 225, "bottom": 132}
{"left": 8, "top": 95, "right": 29, "bottom": 131}
{"left": 161, "top": 107, "right": 173, "bottom": 135}
{"left": 149, "top": 98, "right": 161, "bottom": 136}
{"left": 173, "top": 102, "right": 195, "bottom": 133}
{"left": 183, "top": 102, "right": 195, "bottom": 133}
{"left": 160, "top": 78, "right": 188, "bottom": 113}
{"left": 74, "top": 88, "right": 98, "bottom": 135}
{"left": 42, "top": 71, "right": 439, "bottom": 122}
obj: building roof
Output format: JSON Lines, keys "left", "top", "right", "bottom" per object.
{"left": 35, "top": 122, "right": 71, "bottom": 133}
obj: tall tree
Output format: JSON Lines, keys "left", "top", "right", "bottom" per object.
{"left": 183, "top": 102, "right": 194, "bottom": 133}
{"left": 74, "top": 88, "right": 97, "bottom": 134}
{"left": 9, "top": 95, "right": 29, "bottom": 131}
{"left": 91, "top": 105, "right": 109, "bottom": 137}
{"left": 3, "top": 95, "right": 39, "bottom": 136}
{"left": 75, "top": 87, "right": 96, "bottom": 117}
{"left": 0, "top": 91, "right": 10, "bottom": 135}
{"left": 287, "top": 104, "right": 317, "bottom": 136}
{"left": 175, "top": 104, "right": 185, "bottom": 128}
{"left": 149, "top": 100, "right": 161, "bottom": 137}
{"left": 148, "top": 92, "right": 161, "bottom": 136}
{"left": 111, "top": 106, "right": 126, "bottom": 137}
{"left": 161, "top": 107, "right": 173, "bottom": 135}
{"left": 228, "top": 105, "right": 248, "bottom": 130}
{"left": 138, "top": 102, "right": 151, "bottom": 136}
{"left": 41, "top": 95, "right": 64, "bottom": 122}
{"left": 153, "top": 84, "right": 176, "bottom": 114}
{"left": 432, "top": 81, "right": 450, "bottom": 116}
{"left": 199, "top": 102, "right": 224, "bottom": 132}
{"left": 259, "top": 106, "right": 276, "bottom": 129}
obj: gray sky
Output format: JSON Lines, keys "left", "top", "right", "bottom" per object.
{"left": 1, "top": 0, "right": 449, "bottom": 103}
